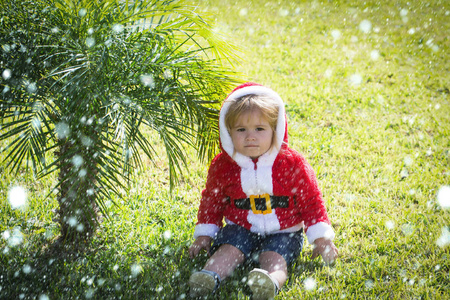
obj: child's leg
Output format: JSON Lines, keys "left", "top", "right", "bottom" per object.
{"left": 190, "top": 225, "right": 257, "bottom": 296}
{"left": 246, "top": 251, "right": 287, "bottom": 299}
{"left": 258, "top": 251, "right": 288, "bottom": 287}
{"left": 204, "top": 243, "right": 245, "bottom": 280}
{"left": 247, "top": 230, "right": 303, "bottom": 298}
{"left": 189, "top": 243, "right": 246, "bottom": 297}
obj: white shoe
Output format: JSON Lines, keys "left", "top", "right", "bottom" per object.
{"left": 247, "top": 268, "right": 279, "bottom": 300}
{"left": 189, "top": 270, "right": 220, "bottom": 298}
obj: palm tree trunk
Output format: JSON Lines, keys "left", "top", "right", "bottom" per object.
{"left": 56, "top": 140, "right": 99, "bottom": 244}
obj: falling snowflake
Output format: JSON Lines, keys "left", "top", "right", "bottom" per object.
{"left": 239, "top": 8, "right": 248, "bottom": 16}
{"left": 365, "top": 279, "right": 374, "bottom": 290}
{"left": 86, "top": 37, "right": 95, "bottom": 48}
{"left": 304, "top": 277, "right": 316, "bottom": 291}
{"left": 140, "top": 74, "right": 155, "bottom": 88}
{"left": 437, "top": 186, "right": 450, "bottom": 209}
{"left": 2, "top": 69, "right": 11, "bottom": 80}
{"left": 359, "top": 20, "right": 372, "bottom": 33}
{"left": 401, "top": 224, "right": 414, "bottom": 236}
{"left": 22, "top": 264, "right": 32, "bottom": 274}
{"left": 403, "top": 156, "right": 413, "bottom": 167}
{"left": 279, "top": 9, "right": 289, "bottom": 17}
{"left": 370, "top": 50, "right": 380, "bottom": 60}
{"left": 436, "top": 227, "right": 450, "bottom": 247}
{"left": 331, "top": 29, "right": 342, "bottom": 41}
{"left": 67, "top": 217, "right": 78, "bottom": 227}
{"left": 6, "top": 227, "right": 24, "bottom": 247}
{"left": 112, "top": 24, "right": 124, "bottom": 33}
{"left": 163, "top": 230, "right": 172, "bottom": 240}
{"left": 131, "top": 263, "right": 143, "bottom": 277}
{"left": 55, "top": 122, "right": 70, "bottom": 139}
{"left": 72, "top": 155, "right": 83, "bottom": 168}
{"left": 349, "top": 74, "right": 363, "bottom": 86}
{"left": 8, "top": 186, "right": 27, "bottom": 210}
{"left": 385, "top": 220, "right": 395, "bottom": 230}
{"left": 79, "top": 8, "right": 87, "bottom": 17}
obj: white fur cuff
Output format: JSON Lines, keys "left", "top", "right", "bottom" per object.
{"left": 306, "top": 222, "right": 335, "bottom": 244}
{"left": 193, "top": 223, "right": 220, "bottom": 239}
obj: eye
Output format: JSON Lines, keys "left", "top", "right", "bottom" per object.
{"left": 256, "top": 127, "right": 265, "bottom": 131}
{"left": 236, "top": 128, "right": 245, "bottom": 132}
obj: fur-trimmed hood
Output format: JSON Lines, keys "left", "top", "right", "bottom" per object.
{"left": 219, "top": 82, "right": 288, "bottom": 169}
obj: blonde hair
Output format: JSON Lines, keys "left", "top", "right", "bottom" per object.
{"left": 224, "top": 94, "right": 280, "bottom": 153}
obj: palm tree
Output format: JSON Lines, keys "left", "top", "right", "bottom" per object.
{"left": 0, "top": 0, "right": 239, "bottom": 244}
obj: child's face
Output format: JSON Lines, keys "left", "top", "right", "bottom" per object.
{"left": 230, "top": 109, "right": 274, "bottom": 159}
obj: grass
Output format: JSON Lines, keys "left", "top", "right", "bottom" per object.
{"left": 1, "top": 0, "right": 449, "bottom": 299}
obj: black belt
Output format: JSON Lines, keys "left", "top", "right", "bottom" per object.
{"left": 233, "top": 194, "right": 289, "bottom": 215}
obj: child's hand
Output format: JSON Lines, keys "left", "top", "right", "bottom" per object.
{"left": 189, "top": 236, "right": 212, "bottom": 259}
{"left": 311, "top": 238, "right": 338, "bottom": 265}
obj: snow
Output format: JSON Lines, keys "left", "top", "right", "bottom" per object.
{"left": 26, "top": 82, "right": 37, "bottom": 94}
{"left": 72, "top": 155, "right": 84, "bottom": 168}
{"left": 4, "top": 227, "right": 24, "bottom": 247}
{"left": 359, "top": 20, "right": 372, "bottom": 33}
{"left": 437, "top": 186, "right": 450, "bottom": 209}
{"left": 401, "top": 224, "right": 414, "bottom": 236}
{"left": 112, "top": 24, "right": 124, "bottom": 33}
{"left": 55, "top": 122, "right": 70, "bottom": 139}
{"left": 2, "top": 69, "right": 11, "bottom": 80}
{"left": 349, "top": 74, "right": 363, "bottom": 86}
{"left": 131, "top": 263, "right": 143, "bottom": 277}
{"left": 403, "top": 156, "right": 413, "bottom": 167}
{"left": 68, "top": 217, "right": 78, "bottom": 227}
{"left": 370, "top": 50, "right": 380, "bottom": 61}
{"left": 163, "top": 230, "right": 172, "bottom": 240}
{"left": 436, "top": 227, "right": 450, "bottom": 247}
{"left": 22, "top": 264, "right": 32, "bottom": 274}
{"left": 303, "top": 277, "right": 316, "bottom": 291}
{"left": 385, "top": 220, "right": 395, "bottom": 230}
{"left": 279, "top": 9, "right": 289, "bottom": 17}
{"left": 8, "top": 186, "right": 27, "bottom": 209}
{"left": 239, "top": 8, "right": 248, "bottom": 17}
{"left": 140, "top": 74, "right": 155, "bottom": 88}
{"left": 86, "top": 37, "right": 96, "bottom": 48}
{"left": 79, "top": 9, "right": 87, "bottom": 18}
{"left": 365, "top": 279, "right": 374, "bottom": 289}
{"left": 331, "top": 29, "right": 342, "bottom": 41}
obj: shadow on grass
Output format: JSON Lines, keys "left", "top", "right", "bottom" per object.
{"left": 1, "top": 235, "right": 195, "bottom": 299}
{"left": 0, "top": 235, "right": 327, "bottom": 299}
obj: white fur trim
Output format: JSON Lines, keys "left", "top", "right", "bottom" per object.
{"left": 219, "top": 85, "right": 286, "bottom": 168}
{"left": 248, "top": 211, "right": 281, "bottom": 234}
{"left": 254, "top": 164, "right": 274, "bottom": 194}
{"left": 194, "top": 223, "right": 220, "bottom": 239}
{"left": 305, "top": 222, "right": 335, "bottom": 244}
{"left": 240, "top": 164, "right": 273, "bottom": 196}
{"left": 240, "top": 160, "right": 281, "bottom": 234}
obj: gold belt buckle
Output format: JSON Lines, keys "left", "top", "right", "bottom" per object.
{"left": 249, "top": 193, "right": 272, "bottom": 215}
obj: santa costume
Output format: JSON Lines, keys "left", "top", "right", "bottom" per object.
{"left": 193, "top": 82, "right": 335, "bottom": 245}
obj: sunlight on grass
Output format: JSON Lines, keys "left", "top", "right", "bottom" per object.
{"left": 1, "top": 0, "right": 449, "bottom": 299}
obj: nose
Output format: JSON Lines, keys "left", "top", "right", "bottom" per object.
{"left": 245, "top": 133, "right": 256, "bottom": 141}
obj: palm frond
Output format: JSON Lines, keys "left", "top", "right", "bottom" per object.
{"left": 1, "top": 0, "right": 240, "bottom": 242}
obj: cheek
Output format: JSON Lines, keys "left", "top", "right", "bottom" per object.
{"left": 231, "top": 133, "right": 243, "bottom": 145}
{"left": 265, "top": 132, "right": 274, "bottom": 143}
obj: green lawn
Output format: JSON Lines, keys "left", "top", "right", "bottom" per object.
{"left": 1, "top": 0, "right": 449, "bottom": 299}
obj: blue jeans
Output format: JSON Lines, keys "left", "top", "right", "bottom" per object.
{"left": 210, "top": 225, "right": 304, "bottom": 265}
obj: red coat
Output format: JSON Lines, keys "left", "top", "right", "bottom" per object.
{"left": 193, "top": 83, "right": 335, "bottom": 244}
